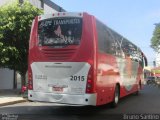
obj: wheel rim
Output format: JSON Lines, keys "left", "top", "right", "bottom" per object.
{"left": 115, "top": 87, "right": 119, "bottom": 104}
{"left": 138, "top": 83, "right": 140, "bottom": 90}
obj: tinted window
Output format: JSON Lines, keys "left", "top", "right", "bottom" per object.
{"left": 96, "top": 20, "right": 123, "bottom": 57}
{"left": 122, "top": 39, "right": 142, "bottom": 62}
{"left": 96, "top": 19, "right": 143, "bottom": 60}
{"left": 38, "top": 17, "right": 82, "bottom": 48}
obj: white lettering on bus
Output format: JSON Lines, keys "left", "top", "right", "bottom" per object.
{"left": 39, "top": 18, "right": 80, "bottom": 28}
{"left": 53, "top": 19, "right": 80, "bottom": 25}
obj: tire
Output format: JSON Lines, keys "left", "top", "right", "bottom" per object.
{"left": 111, "top": 85, "right": 120, "bottom": 108}
{"left": 147, "top": 80, "right": 150, "bottom": 85}
{"left": 135, "top": 82, "right": 141, "bottom": 95}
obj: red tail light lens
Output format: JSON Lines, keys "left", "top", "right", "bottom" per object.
{"left": 28, "top": 69, "right": 33, "bottom": 90}
{"left": 86, "top": 67, "right": 94, "bottom": 93}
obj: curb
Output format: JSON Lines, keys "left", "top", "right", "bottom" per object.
{"left": 0, "top": 99, "right": 28, "bottom": 107}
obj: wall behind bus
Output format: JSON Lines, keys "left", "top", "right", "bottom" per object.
{"left": 29, "top": 0, "right": 65, "bottom": 14}
{"left": 0, "top": 68, "right": 14, "bottom": 89}
{"left": 44, "top": 3, "right": 58, "bottom": 14}
{"left": 0, "top": 0, "right": 14, "bottom": 6}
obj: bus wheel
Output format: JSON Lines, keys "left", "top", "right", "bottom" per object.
{"left": 111, "top": 85, "right": 120, "bottom": 108}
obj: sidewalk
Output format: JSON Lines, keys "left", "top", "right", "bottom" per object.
{"left": 0, "top": 89, "right": 27, "bottom": 107}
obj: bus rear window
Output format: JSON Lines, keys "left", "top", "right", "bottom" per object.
{"left": 38, "top": 17, "right": 82, "bottom": 47}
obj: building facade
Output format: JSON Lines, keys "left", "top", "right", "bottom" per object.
{"left": 0, "top": 0, "right": 65, "bottom": 89}
{"left": 0, "top": 0, "right": 65, "bottom": 13}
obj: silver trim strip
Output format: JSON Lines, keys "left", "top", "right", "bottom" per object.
{"left": 39, "top": 12, "right": 83, "bottom": 21}
{"left": 28, "top": 90, "right": 97, "bottom": 106}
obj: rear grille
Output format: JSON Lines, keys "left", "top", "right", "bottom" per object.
{"left": 41, "top": 48, "right": 77, "bottom": 60}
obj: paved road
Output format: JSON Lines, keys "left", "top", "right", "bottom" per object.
{"left": 0, "top": 85, "right": 160, "bottom": 120}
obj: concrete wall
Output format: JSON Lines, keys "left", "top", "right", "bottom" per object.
{"left": 29, "top": 0, "right": 59, "bottom": 13}
{"left": 29, "top": 0, "right": 63, "bottom": 13}
{"left": 29, "top": 0, "right": 43, "bottom": 9}
{"left": 0, "top": 68, "right": 14, "bottom": 89}
{"left": 0, "top": 0, "right": 64, "bottom": 13}
{"left": 0, "top": 0, "right": 14, "bottom": 89}
{"left": 0, "top": 0, "right": 14, "bottom": 6}
{"left": 44, "top": 3, "right": 57, "bottom": 14}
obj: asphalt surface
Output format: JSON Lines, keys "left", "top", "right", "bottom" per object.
{"left": 0, "top": 85, "right": 160, "bottom": 120}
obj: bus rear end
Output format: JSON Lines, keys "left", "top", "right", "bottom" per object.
{"left": 28, "top": 12, "right": 97, "bottom": 106}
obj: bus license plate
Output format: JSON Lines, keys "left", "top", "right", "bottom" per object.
{"left": 52, "top": 87, "right": 63, "bottom": 92}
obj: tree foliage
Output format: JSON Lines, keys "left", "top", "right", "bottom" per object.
{"left": 0, "top": 0, "right": 43, "bottom": 85}
{"left": 151, "top": 23, "right": 160, "bottom": 52}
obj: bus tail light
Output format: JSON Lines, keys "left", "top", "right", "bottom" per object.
{"left": 28, "top": 69, "right": 33, "bottom": 90}
{"left": 86, "top": 67, "right": 94, "bottom": 93}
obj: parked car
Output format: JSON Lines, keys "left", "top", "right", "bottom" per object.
{"left": 155, "top": 77, "right": 160, "bottom": 85}
{"left": 146, "top": 76, "right": 156, "bottom": 84}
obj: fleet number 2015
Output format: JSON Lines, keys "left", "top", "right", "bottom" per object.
{"left": 70, "top": 76, "right": 85, "bottom": 81}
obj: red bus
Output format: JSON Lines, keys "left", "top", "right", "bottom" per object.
{"left": 28, "top": 12, "right": 147, "bottom": 106}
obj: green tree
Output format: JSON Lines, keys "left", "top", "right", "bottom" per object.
{"left": 151, "top": 23, "right": 160, "bottom": 52}
{"left": 0, "top": 0, "right": 43, "bottom": 86}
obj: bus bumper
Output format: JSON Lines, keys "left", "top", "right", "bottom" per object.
{"left": 28, "top": 90, "right": 97, "bottom": 106}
